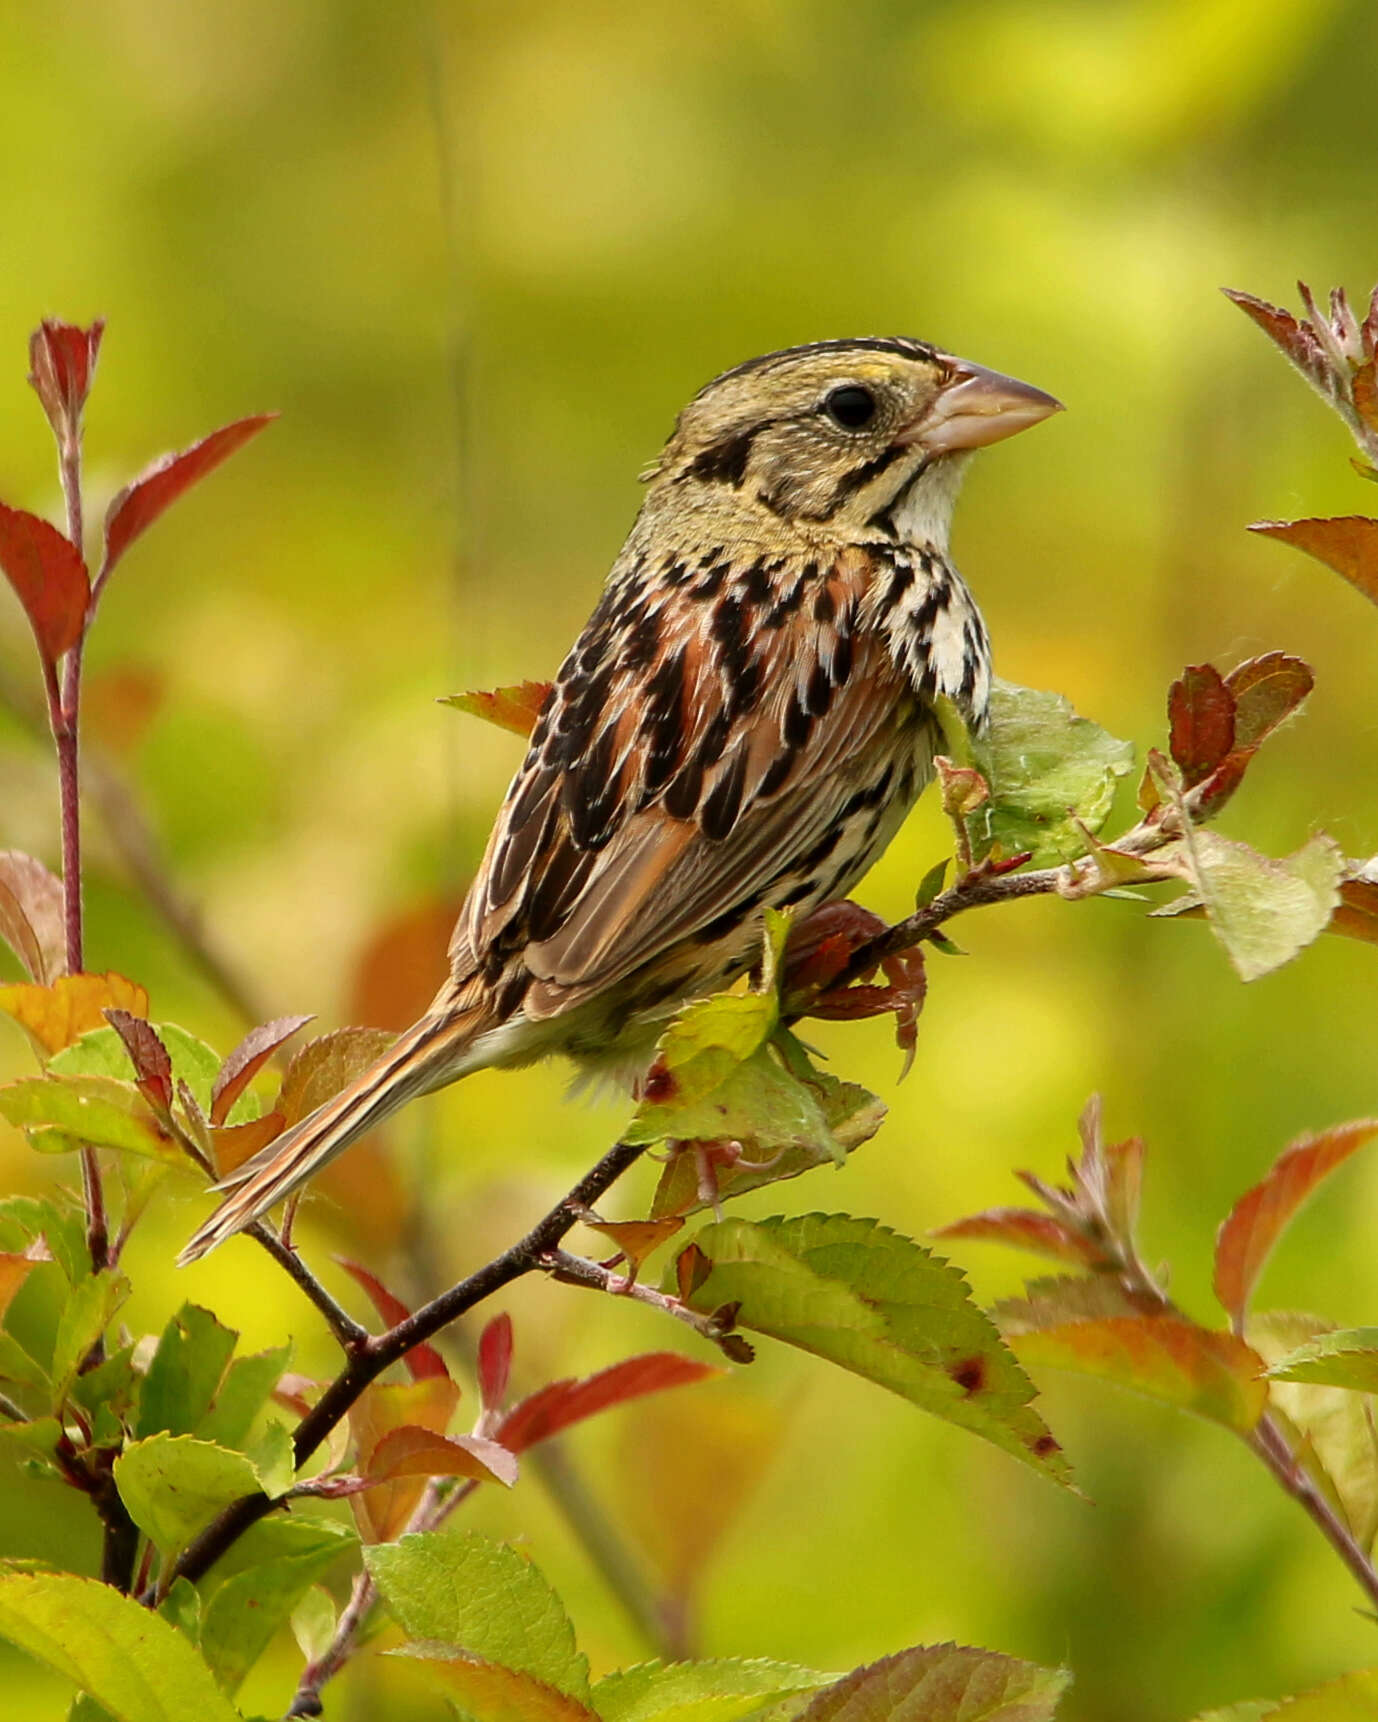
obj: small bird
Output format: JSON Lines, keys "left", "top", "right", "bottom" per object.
{"left": 179, "top": 337, "right": 1059, "bottom": 1263}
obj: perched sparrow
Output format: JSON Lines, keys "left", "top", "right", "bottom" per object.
{"left": 179, "top": 338, "right": 1059, "bottom": 1263}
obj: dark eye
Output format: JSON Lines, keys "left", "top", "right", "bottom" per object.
{"left": 822, "top": 385, "right": 877, "bottom": 430}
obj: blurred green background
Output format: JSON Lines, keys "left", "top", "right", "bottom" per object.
{"left": 2, "top": 2, "right": 1378, "bottom": 1716}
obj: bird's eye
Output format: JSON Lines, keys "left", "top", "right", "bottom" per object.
{"left": 822, "top": 385, "right": 877, "bottom": 430}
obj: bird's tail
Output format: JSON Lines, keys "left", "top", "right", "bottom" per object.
{"left": 177, "top": 998, "right": 494, "bottom": 1264}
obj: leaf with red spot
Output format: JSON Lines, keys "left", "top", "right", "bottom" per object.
{"left": 1168, "top": 665, "right": 1235, "bottom": 788}
{"left": 211, "top": 1014, "right": 313, "bottom": 1126}
{"left": 103, "top": 1009, "right": 173, "bottom": 1113}
{"left": 477, "top": 1314, "right": 513, "bottom": 1411}
{"left": 335, "top": 1257, "right": 448, "bottom": 1381}
{"left": 27, "top": 318, "right": 104, "bottom": 443}
{"left": 102, "top": 414, "right": 277, "bottom": 577}
{"left": 0, "top": 504, "right": 89, "bottom": 665}
{"left": 442, "top": 680, "right": 553, "bottom": 739}
{"left": 1250, "top": 517, "right": 1378, "bottom": 608}
{"left": 0, "top": 852, "right": 66, "bottom": 985}
{"left": 497, "top": 1352, "right": 720, "bottom": 1454}
{"left": 933, "top": 1208, "right": 1104, "bottom": 1269}
{"left": 1214, "top": 1120, "right": 1378, "bottom": 1330}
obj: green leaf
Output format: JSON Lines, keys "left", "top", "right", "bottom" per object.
{"left": 1250, "top": 1312, "right": 1378, "bottom": 1550}
{"left": 593, "top": 1657, "right": 833, "bottom": 1722}
{"left": 199, "top": 1553, "right": 330, "bottom": 1696}
{"left": 158, "top": 1578, "right": 201, "bottom": 1644}
{"left": 0, "top": 1074, "right": 176, "bottom": 1162}
{"left": 0, "top": 1414, "right": 63, "bottom": 1459}
{"left": 244, "top": 1419, "right": 296, "bottom": 1498}
{"left": 1172, "top": 829, "right": 1344, "bottom": 982}
{"left": 1191, "top": 1705, "right": 1277, "bottom": 1722}
{"left": 197, "top": 1343, "right": 291, "bottom": 1449}
{"left": 0, "top": 1326, "right": 48, "bottom": 1388}
{"left": 966, "top": 680, "right": 1134, "bottom": 867}
{"left": 1238, "top": 1668, "right": 1378, "bottom": 1719}
{"left": 669, "top": 1215, "right": 1070, "bottom": 1483}
{"left": 366, "top": 1530, "right": 592, "bottom": 1702}
{"left": 629, "top": 1043, "right": 838, "bottom": 1160}
{"left": 796, "top": 1643, "right": 1071, "bottom": 1722}
{"left": 136, "top": 1305, "right": 238, "bottom": 1438}
{"left": 70, "top": 1346, "right": 139, "bottom": 1428}
{"left": 114, "top": 1434, "right": 266, "bottom": 1556}
{"left": 649, "top": 1054, "right": 885, "bottom": 1219}
{"left": 289, "top": 1586, "right": 336, "bottom": 1663}
{"left": 1265, "top": 1327, "right": 1378, "bottom": 1392}
{"left": 0, "top": 1569, "right": 240, "bottom": 1722}
{"left": 206, "top": 1513, "right": 355, "bottom": 1582}
{"left": 0, "top": 1196, "right": 89, "bottom": 1283}
{"left": 51, "top": 1270, "right": 129, "bottom": 1404}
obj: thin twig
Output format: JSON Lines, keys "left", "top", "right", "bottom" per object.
{"left": 542, "top": 1247, "right": 734, "bottom": 1348}
{"left": 159, "top": 1137, "right": 648, "bottom": 1596}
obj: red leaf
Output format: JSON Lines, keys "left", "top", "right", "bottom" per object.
{"left": 1224, "top": 288, "right": 1333, "bottom": 395}
{"left": 27, "top": 319, "right": 104, "bottom": 443}
{"left": 1224, "top": 651, "right": 1314, "bottom": 749}
{"left": 497, "top": 1352, "right": 720, "bottom": 1453}
{"left": 0, "top": 504, "right": 89, "bottom": 665}
{"left": 933, "top": 1207, "right": 1104, "bottom": 1269}
{"left": 443, "top": 680, "right": 553, "bottom": 739}
{"left": 0, "top": 851, "right": 66, "bottom": 985}
{"left": 1215, "top": 1120, "right": 1378, "bottom": 1329}
{"left": 1250, "top": 517, "right": 1378, "bottom": 608}
{"left": 1167, "top": 665, "right": 1235, "bottom": 788}
{"left": 477, "top": 1314, "right": 512, "bottom": 1411}
{"left": 335, "top": 1257, "right": 449, "bottom": 1381}
{"left": 211, "top": 1013, "right": 313, "bottom": 1126}
{"left": 103, "top": 1008, "right": 173, "bottom": 1112}
{"left": 102, "top": 414, "right": 277, "bottom": 577}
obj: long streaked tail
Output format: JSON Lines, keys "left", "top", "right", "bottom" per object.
{"left": 177, "top": 999, "right": 495, "bottom": 1264}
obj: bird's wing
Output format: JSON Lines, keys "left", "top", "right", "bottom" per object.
{"left": 463, "top": 544, "right": 923, "bottom": 1018}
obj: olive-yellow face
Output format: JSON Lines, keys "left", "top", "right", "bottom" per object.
{"left": 654, "top": 336, "right": 1060, "bottom": 534}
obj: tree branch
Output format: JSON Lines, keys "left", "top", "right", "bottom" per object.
{"left": 159, "top": 1137, "right": 649, "bottom": 1595}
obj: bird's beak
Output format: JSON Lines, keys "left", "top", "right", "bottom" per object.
{"left": 900, "top": 358, "right": 1063, "bottom": 455}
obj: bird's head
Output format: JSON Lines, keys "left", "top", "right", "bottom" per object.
{"left": 648, "top": 337, "right": 1060, "bottom": 548}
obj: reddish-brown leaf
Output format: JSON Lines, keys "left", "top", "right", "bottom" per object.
{"left": 0, "top": 852, "right": 66, "bottom": 985}
{"left": 1167, "top": 664, "right": 1235, "bottom": 788}
{"left": 27, "top": 319, "right": 104, "bottom": 443}
{"left": 1223, "top": 653, "right": 1314, "bottom": 750}
{"left": 366, "top": 1425, "right": 517, "bottom": 1488}
{"left": 348, "top": 1375, "right": 461, "bottom": 1541}
{"left": 210, "top": 1111, "right": 286, "bottom": 1176}
{"left": 103, "top": 1008, "right": 173, "bottom": 1112}
{"left": 497, "top": 1352, "right": 720, "bottom": 1454}
{"left": 102, "top": 414, "right": 277, "bottom": 576}
{"left": 1250, "top": 517, "right": 1378, "bottom": 607}
{"left": 443, "top": 680, "right": 554, "bottom": 739}
{"left": 0, "top": 504, "right": 89, "bottom": 665}
{"left": 1355, "top": 360, "right": 1378, "bottom": 435}
{"left": 211, "top": 1013, "right": 313, "bottom": 1126}
{"left": 1215, "top": 1120, "right": 1378, "bottom": 1330}
{"left": 335, "top": 1257, "right": 448, "bottom": 1381}
{"left": 1331, "top": 877, "right": 1378, "bottom": 946}
{"left": 477, "top": 1313, "right": 513, "bottom": 1411}
{"left": 276, "top": 1026, "right": 395, "bottom": 1128}
{"left": 0, "top": 972, "right": 148, "bottom": 1056}
{"left": 1224, "top": 288, "right": 1332, "bottom": 394}
{"left": 348, "top": 894, "right": 464, "bottom": 1032}
{"left": 933, "top": 1207, "right": 1104, "bottom": 1269}
{"left": 1009, "top": 1314, "right": 1268, "bottom": 1433}
{"left": 401, "top": 1655, "right": 598, "bottom": 1722}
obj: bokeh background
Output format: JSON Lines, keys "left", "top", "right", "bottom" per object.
{"left": 2, "top": 2, "right": 1378, "bottom": 1717}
